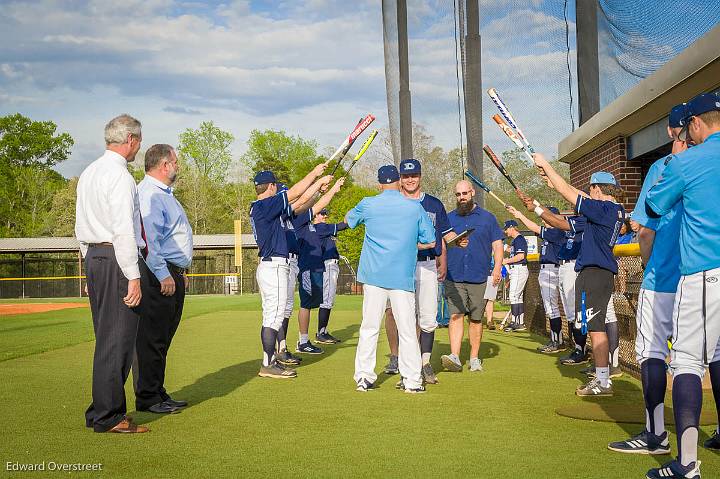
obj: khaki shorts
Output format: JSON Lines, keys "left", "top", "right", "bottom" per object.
{"left": 444, "top": 280, "right": 487, "bottom": 321}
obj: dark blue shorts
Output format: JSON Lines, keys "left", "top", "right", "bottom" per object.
{"left": 299, "top": 270, "right": 324, "bottom": 309}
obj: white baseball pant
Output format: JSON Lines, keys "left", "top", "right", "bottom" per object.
{"left": 256, "top": 258, "right": 290, "bottom": 331}
{"left": 320, "top": 259, "right": 340, "bottom": 309}
{"left": 539, "top": 264, "right": 560, "bottom": 318}
{"left": 415, "top": 259, "right": 439, "bottom": 333}
{"left": 669, "top": 267, "right": 720, "bottom": 378}
{"left": 355, "top": 284, "right": 422, "bottom": 389}
{"left": 635, "top": 288, "right": 674, "bottom": 363}
{"left": 508, "top": 264, "right": 529, "bottom": 304}
{"left": 283, "top": 256, "right": 299, "bottom": 318}
{"left": 558, "top": 261, "right": 577, "bottom": 321}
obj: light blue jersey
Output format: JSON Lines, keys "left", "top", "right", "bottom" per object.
{"left": 346, "top": 189, "right": 435, "bottom": 292}
{"left": 646, "top": 132, "right": 720, "bottom": 275}
{"left": 631, "top": 157, "right": 682, "bottom": 293}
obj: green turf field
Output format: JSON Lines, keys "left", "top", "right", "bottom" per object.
{"left": 1, "top": 295, "right": 718, "bottom": 478}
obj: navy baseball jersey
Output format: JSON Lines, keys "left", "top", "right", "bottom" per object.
{"left": 281, "top": 211, "right": 301, "bottom": 255}
{"left": 416, "top": 193, "right": 453, "bottom": 261}
{"left": 320, "top": 222, "right": 348, "bottom": 261}
{"left": 296, "top": 222, "right": 347, "bottom": 273}
{"left": 541, "top": 218, "right": 583, "bottom": 261}
{"left": 250, "top": 190, "right": 292, "bottom": 259}
{"left": 574, "top": 196, "right": 625, "bottom": 274}
{"left": 538, "top": 235, "right": 560, "bottom": 265}
{"left": 509, "top": 235, "right": 528, "bottom": 265}
{"left": 446, "top": 205, "right": 504, "bottom": 283}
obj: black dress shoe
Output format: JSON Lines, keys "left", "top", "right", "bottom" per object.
{"left": 143, "top": 401, "right": 181, "bottom": 414}
{"left": 164, "top": 398, "right": 188, "bottom": 409}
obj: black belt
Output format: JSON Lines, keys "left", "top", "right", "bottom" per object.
{"left": 88, "top": 242, "right": 113, "bottom": 247}
{"left": 540, "top": 263, "right": 559, "bottom": 268}
{"left": 418, "top": 255, "right": 436, "bottom": 261}
{"left": 261, "top": 256, "right": 288, "bottom": 262}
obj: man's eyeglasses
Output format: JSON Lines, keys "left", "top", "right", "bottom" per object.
{"left": 455, "top": 191, "right": 471, "bottom": 197}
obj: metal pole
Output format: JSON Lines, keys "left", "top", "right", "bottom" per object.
{"left": 463, "top": 0, "right": 484, "bottom": 207}
{"left": 576, "top": 0, "right": 600, "bottom": 124}
{"left": 78, "top": 251, "right": 83, "bottom": 298}
{"left": 397, "top": 0, "right": 413, "bottom": 162}
{"left": 21, "top": 253, "right": 25, "bottom": 299}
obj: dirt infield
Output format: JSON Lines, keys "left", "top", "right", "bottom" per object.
{"left": 0, "top": 303, "right": 88, "bottom": 316}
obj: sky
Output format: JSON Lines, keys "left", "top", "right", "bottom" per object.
{"left": 2, "top": 0, "right": 711, "bottom": 179}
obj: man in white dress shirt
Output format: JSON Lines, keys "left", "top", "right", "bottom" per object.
{"left": 76, "top": 114, "right": 149, "bottom": 433}
{"left": 133, "top": 144, "right": 193, "bottom": 415}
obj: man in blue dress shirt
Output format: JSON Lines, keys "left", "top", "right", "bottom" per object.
{"left": 346, "top": 165, "right": 436, "bottom": 393}
{"left": 134, "top": 144, "right": 193, "bottom": 414}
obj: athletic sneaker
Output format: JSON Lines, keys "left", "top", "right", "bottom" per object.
{"left": 560, "top": 349, "right": 589, "bottom": 365}
{"left": 646, "top": 459, "right": 701, "bottom": 479}
{"left": 296, "top": 341, "right": 323, "bottom": 354}
{"left": 421, "top": 363, "right": 439, "bottom": 384}
{"left": 580, "top": 365, "right": 595, "bottom": 375}
{"left": 258, "top": 362, "right": 297, "bottom": 379}
{"left": 356, "top": 378, "right": 376, "bottom": 392}
{"left": 514, "top": 324, "right": 527, "bottom": 332}
{"left": 404, "top": 385, "right": 426, "bottom": 394}
{"left": 441, "top": 354, "right": 463, "bottom": 372}
{"left": 537, "top": 340, "right": 554, "bottom": 352}
{"left": 469, "top": 357, "right": 483, "bottom": 372}
{"left": 704, "top": 429, "right": 720, "bottom": 450}
{"left": 395, "top": 378, "right": 405, "bottom": 390}
{"left": 608, "top": 430, "right": 671, "bottom": 455}
{"left": 575, "top": 378, "right": 613, "bottom": 397}
{"left": 316, "top": 332, "right": 341, "bottom": 344}
{"left": 384, "top": 355, "right": 399, "bottom": 375}
{"left": 276, "top": 349, "right": 301, "bottom": 366}
{"left": 539, "top": 341, "right": 567, "bottom": 354}
{"left": 503, "top": 322, "right": 518, "bottom": 332}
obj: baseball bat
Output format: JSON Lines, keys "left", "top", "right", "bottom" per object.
{"left": 344, "top": 130, "right": 378, "bottom": 176}
{"left": 487, "top": 88, "right": 535, "bottom": 153}
{"left": 482, "top": 144, "right": 518, "bottom": 190}
{"left": 492, "top": 115, "right": 534, "bottom": 162}
{"left": 464, "top": 170, "right": 508, "bottom": 208}
{"left": 329, "top": 114, "right": 376, "bottom": 175}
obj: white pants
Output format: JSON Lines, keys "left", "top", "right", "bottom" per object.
{"left": 416, "top": 260, "right": 439, "bottom": 333}
{"left": 355, "top": 284, "right": 422, "bottom": 389}
{"left": 635, "top": 288, "right": 674, "bottom": 363}
{"left": 257, "top": 258, "right": 290, "bottom": 330}
{"left": 283, "top": 257, "right": 299, "bottom": 318}
{"left": 558, "top": 262, "right": 577, "bottom": 321}
{"left": 320, "top": 259, "right": 340, "bottom": 309}
{"left": 539, "top": 264, "right": 560, "bottom": 318}
{"left": 508, "top": 264, "right": 529, "bottom": 304}
{"left": 670, "top": 268, "right": 720, "bottom": 378}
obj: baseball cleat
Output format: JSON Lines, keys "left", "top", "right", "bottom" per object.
{"left": 441, "top": 354, "right": 463, "bottom": 372}
{"left": 503, "top": 322, "right": 518, "bottom": 332}
{"left": 537, "top": 340, "right": 554, "bottom": 352}
{"left": 421, "top": 363, "right": 439, "bottom": 384}
{"left": 296, "top": 341, "right": 323, "bottom": 354}
{"left": 539, "top": 341, "right": 567, "bottom": 354}
{"left": 383, "top": 355, "right": 399, "bottom": 375}
{"left": 514, "top": 324, "right": 527, "bottom": 331}
{"left": 646, "top": 459, "right": 700, "bottom": 479}
{"left": 276, "top": 349, "right": 301, "bottom": 366}
{"left": 469, "top": 357, "right": 483, "bottom": 372}
{"left": 258, "top": 362, "right": 297, "bottom": 379}
{"left": 404, "top": 385, "right": 426, "bottom": 394}
{"left": 315, "top": 332, "right": 341, "bottom": 344}
{"left": 395, "top": 378, "right": 405, "bottom": 390}
{"left": 704, "top": 429, "right": 720, "bottom": 450}
{"left": 560, "top": 349, "right": 589, "bottom": 365}
{"left": 356, "top": 378, "right": 376, "bottom": 392}
{"left": 575, "top": 378, "right": 613, "bottom": 397}
{"left": 608, "top": 430, "right": 671, "bottom": 455}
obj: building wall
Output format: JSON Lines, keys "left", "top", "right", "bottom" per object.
{"left": 568, "top": 137, "right": 643, "bottom": 211}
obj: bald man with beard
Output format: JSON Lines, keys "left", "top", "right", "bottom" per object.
{"left": 440, "top": 180, "right": 504, "bottom": 373}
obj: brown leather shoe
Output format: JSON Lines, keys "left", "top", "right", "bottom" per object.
{"left": 108, "top": 417, "right": 149, "bottom": 434}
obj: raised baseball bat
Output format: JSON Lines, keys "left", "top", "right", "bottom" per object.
{"left": 344, "top": 130, "right": 378, "bottom": 176}
{"left": 329, "top": 114, "right": 376, "bottom": 175}
{"left": 483, "top": 144, "right": 518, "bottom": 190}
{"left": 492, "top": 114, "right": 534, "bottom": 162}
{"left": 487, "top": 88, "right": 535, "bottom": 154}
{"left": 464, "top": 170, "right": 508, "bottom": 208}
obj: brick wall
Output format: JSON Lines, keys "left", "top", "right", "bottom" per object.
{"left": 568, "top": 137, "right": 642, "bottom": 211}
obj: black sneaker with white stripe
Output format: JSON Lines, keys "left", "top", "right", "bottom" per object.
{"left": 646, "top": 459, "right": 700, "bottom": 479}
{"left": 608, "top": 430, "right": 671, "bottom": 455}
{"left": 356, "top": 378, "right": 376, "bottom": 392}
{"left": 296, "top": 340, "right": 323, "bottom": 354}
{"left": 704, "top": 429, "right": 720, "bottom": 450}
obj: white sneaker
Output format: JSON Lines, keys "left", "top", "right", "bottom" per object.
{"left": 469, "top": 357, "right": 483, "bottom": 372}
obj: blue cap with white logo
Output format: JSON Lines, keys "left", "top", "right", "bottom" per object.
{"left": 504, "top": 220, "right": 518, "bottom": 229}
{"left": 254, "top": 170, "right": 277, "bottom": 186}
{"left": 685, "top": 92, "right": 720, "bottom": 119}
{"left": 669, "top": 103, "right": 690, "bottom": 128}
{"left": 378, "top": 165, "right": 400, "bottom": 184}
{"left": 590, "top": 171, "right": 617, "bottom": 186}
{"left": 399, "top": 158, "right": 422, "bottom": 175}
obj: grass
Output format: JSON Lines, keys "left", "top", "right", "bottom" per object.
{"left": 1, "top": 295, "right": 718, "bottom": 478}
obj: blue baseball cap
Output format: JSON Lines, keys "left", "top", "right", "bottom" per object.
{"left": 254, "top": 170, "right": 277, "bottom": 186}
{"left": 547, "top": 206, "right": 560, "bottom": 215}
{"left": 504, "top": 220, "right": 518, "bottom": 229}
{"left": 590, "top": 171, "right": 617, "bottom": 186}
{"left": 686, "top": 92, "right": 720, "bottom": 118}
{"left": 669, "top": 103, "right": 690, "bottom": 128}
{"left": 399, "top": 158, "right": 421, "bottom": 175}
{"left": 378, "top": 165, "right": 400, "bottom": 184}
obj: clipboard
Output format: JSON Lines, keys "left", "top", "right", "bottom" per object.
{"left": 446, "top": 228, "right": 475, "bottom": 247}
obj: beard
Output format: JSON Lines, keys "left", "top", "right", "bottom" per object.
{"left": 456, "top": 200, "right": 475, "bottom": 216}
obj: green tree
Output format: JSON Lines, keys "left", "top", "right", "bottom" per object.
{"left": 46, "top": 177, "right": 79, "bottom": 236}
{"left": 241, "top": 129, "right": 321, "bottom": 185}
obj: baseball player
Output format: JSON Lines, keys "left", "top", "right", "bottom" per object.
{"left": 502, "top": 220, "right": 529, "bottom": 332}
{"left": 526, "top": 158, "right": 626, "bottom": 398}
{"left": 644, "top": 92, "right": 720, "bottom": 479}
{"left": 606, "top": 104, "right": 690, "bottom": 457}
{"left": 383, "top": 158, "right": 458, "bottom": 385}
{"left": 346, "top": 165, "right": 435, "bottom": 393}
{"left": 250, "top": 164, "right": 333, "bottom": 379}
{"left": 293, "top": 184, "right": 346, "bottom": 354}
